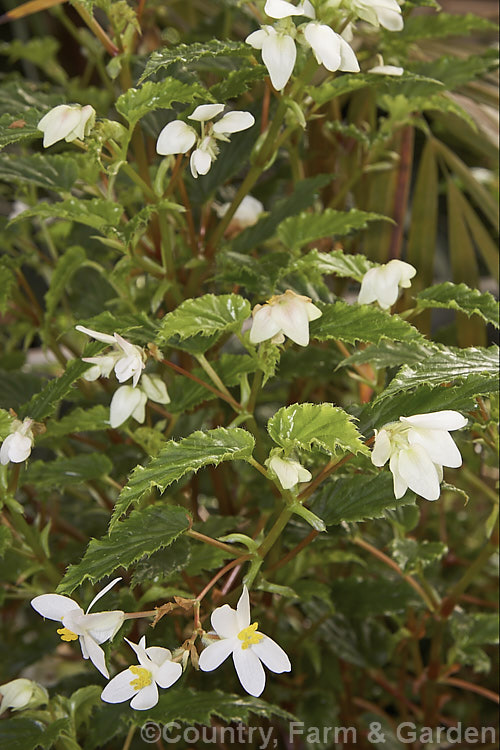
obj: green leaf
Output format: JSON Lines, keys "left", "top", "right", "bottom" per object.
{"left": 0, "top": 718, "right": 69, "bottom": 750}
{"left": 57, "top": 503, "right": 190, "bottom": 594}
{"left": 111, "top": 427, "right": 255, "bottom": 526}
{"left": 450, "top": 612, "right": 500, "bottom": 648}
{"left": 0, "top": 408, "right": 13, "bottom": 441}
{"left": 312, "top": 474, "right": 416, "bottom": 525}
{"left": 339, "top": 340, "right": 437, "bottom": 370}
{"left": 331, "top": 577, "right": 418, "bottom": 618}
{"left": 377, "top": 345, "right": 499, "bottom": 400}
{"left": 267, "top": 403, "right": 367, "bottom": 456}
{"left": 115, "top": 79, "right": 205, "bottom": 126}
{"left": 390, "top": 539, "right": 447, "bottom": 573}
{"left": 298, "top": 248, "right": 375, "bottom": 283}
{"left": 19, "top": 344, "right": 102, "bottom": 421}
{"left": 229, "top": 175, "right": 332, "bottom": 255}
{"left": 0, "top": 110, "right": 43, "bottom": 149}
{"left": 210, "top": 65, "right": 267, "bottom": 100}
{"left": 140, "top": 40, "right": 253, "bottom": 81}
{"left": 131, "top": 537, "right": 191, "bottom": 586}
{"left": 157, "top": 294, "right": 250, "bottom": 344}
{"left": 399, "top": 12, "right": 496, "bottom": 43}
{"left": 415, "top": 282, "right": 499, "bottom": 328}
{"left": 0, "top": 370, "right": 42, "bottom": 411}
{"left": 10, "top": 198, "right": 123, "bottom": 233}
{"left": 310, "top": 302, "right": 425, "bottom": 345}
{"left": 44, "top": 247, "right": 89, "bottom": 330}
{"left": 0, "top": 153, "right": 78, "bottom": 192}
{"left": 23, "top": 454, "right": 113, "bottom": 488}
{"left": 277, "top": 209, "right": 389, "bottom": 252}
{"left": 41, "top": 406, "right": 109, "bottom": 440}
{"left": 359, "top": 377, "right": 498, "bottom": 433}
{"left": 0, "top": 258, "right": 17, "bottom": 315}
{"left": 0, "top": 526, "right": 13, "bottom": 559}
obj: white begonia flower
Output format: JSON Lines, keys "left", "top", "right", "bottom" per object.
{"left": 156, "top": 105, "right": 254, "bottom": 179}
{"left": 357, "top": 259, "right": 416, "bottom": 310}
{"left": 352, "top": 0, "right": 404, "bottom": 31}
{"left": 101, "top": 636, "right": 182, "bottom": 710}
{"left": 0, "top": 678, "right": 48, "bottom": 714}
{"left": 141, "top": 374, "right": 170, "bottom": 405}
{"left": 0, "top": 418, "right": 34, "bottom": 465}
{"left": 250, "top": 289, "right": 322, "bottom": 347}
{"left": 371, "top": 411, "right": 468, "bottom": 501}
{"left": 198, "top": 586, "right": 291, "bottom": 697}
{"left": 31, "top": 578, "right": 124, "bottom": 679}
{"left": 247, "top": 0, "right": 359, "bottom": 89}
{"left": 268, "top": 455, "right": 312, "bottom": 489}
{"left": 38, "top": 104, "right": 95, "bottom": 148}
{"left": 215, "top": 195, "right": 264, "bottom": 229}
{"left": 76, "top": 326, "right": 146, "bottom": 387}
{"left": 109, "top": 385, "right": 148, "bottom": 429}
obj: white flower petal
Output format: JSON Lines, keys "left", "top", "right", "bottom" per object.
{"left": 249, "top": 305, "right": 282, "bottom": 344}
{"left": 190, "top": 148, "right": 213, "bottom": 178}
{"left": 38, "top": 105, "right": 82, "bottom": 147}
{"left": 389, "top": 452, "right": 409, "bottom": 499}
{"left": 236, "top": 586, "right": 251, "bottom": 630}
{"left": 262, "top": 32, "right": 296, "bottom": 91}
{"left": 369, "top": 65, "right": 404, "bottom": 76}
{"left": 304, "top": 24, "right": 341, "bottom": 71}
{"left": 268, "top": 455, "right": 299, "bottom": 489}
{"left": 125, "top": 637, "right": 151, "bottom": 668}
{"left": 131, "top": 390, "right": 148, "bottom": 424}
{"left": 84, "top": 611, "right": 125, "bottom": 644}
{"left": 188, "top": 104, "right": 225, "bottom": 121}
{"left": 251, "top": 634, "right": 291, "bottom": 673}
{"left": 31, "top": 594, "right": 81, "bottom": 622}
{"left": 141, "top": 374, "right": 170, "bottom": 405}
{"left": 75, "top": 325, "right": 116, "bottom": 344}
{"left": 156, "top": 120, "right": 197, "bottom": 156}
{"left": 213, "top": 111, "right": 255, "bottom": 135}
{"left": 401, "top": 411, "right": 467, "bottom": 432}
{"left": 407, "top": 428, "right": 462, "bottom": 469}
{"left": 265, "top": 0, "right": 305, "bottom": 19}
{"left": 130, "top": 681, "right": 159, "bottom": 710}
{"left": 101, "top": 669, "right": 138, "bottom": 704}
{"left": 338, "top": 37, "right": 360, "bottom": 73}
{"left": 305, "top": 301, "right": 322, "bottom": 322}
{"left": 109, "top": 386, "right": 144, "bottom": 429}
{"left": 233, "top": 646, "right": 266, "bottom": 697}
{"left": 273, "top": 298, "right": 310, "bottom": 346}
{"left": 246, "top": 28, "right": 269, "bottom": 51}
{"left": 86, "top": 577, "right": 122, "bottom": 613}
{"left": 0, "top": 433, "right": 32, "bottom": 464}
{"left": 145, "top": 646, "right": 172, "bottom": 666}
{"left": 198, "top": 638, "right": 236, "bottom": 671}
{"left": 211, "top": 604, "right": 239, "bottom": 638}
{"left": 154, "top": 660, "right": 182, "bottom": 689}
{"left": 371, "top": 429, "right": 392, "bottom": 467}
{"left": 397, "top": 444, "right": 441, "bottom": 501}
{"left": 82, "top": 634, "right": 109, "bottom": 678}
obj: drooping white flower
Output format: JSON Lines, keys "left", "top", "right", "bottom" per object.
{"left": 0, "top": 678, "right": 48, "bottom": 714}
{"left": 101, "top": 636, "right": 182, "bottom": 710}
{"left": 38, "top": 104, "right": 95, "bottom": 148}
{"left": 215, "top": 195, "right": 264, "bottom": 231}
{"left": 267, "top": 455, "right": 312, "bottom": 489}
{"left": 76, "top": 326, "right": 146, "bottom": 387}
{"left": 109, "top": 375, "right": 170, "bottom": 429}
{"left": 0, "top": 418, "right": 34, "bottom": 465}
{"left": 371, "top": 411, "right": 468, "bottom": 501}
{"left": 357, "top": 259, "right": 416, "bottom": 310}
{"left": 250, "top": 289, "right": 322, "bottom": 347}
{"left": 199, "top": 586, "right": 291, "bottom": 697}
{"left": 352, "top": 0, "right": 404, "bottom": 31}
{"left": 156, "top": 104, "right": 255, "bottom": 179}
{"left": 247, "top": 0, "right": 359, "bottom": 89}
{"left": 31, "top": 578, "right": 124, "bottom": 679}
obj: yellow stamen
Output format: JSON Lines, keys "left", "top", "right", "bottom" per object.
{"left": 129, "top": 665, "right": 152, "bottom": 690}
{"left": 57, "top": 627, "right": 78, "bottom": 642}
{"left": 237, "top": 622, "right": 263, "bottom": 650}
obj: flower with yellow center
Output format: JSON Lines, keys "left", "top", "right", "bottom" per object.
{"left": 31, "top": 578, "right": 124, "bottom": 678}
{"left": 199, "top": 586, "right": 291, "bottom": 697}
{"left": 101, "top": 636, "right": 182, "bottom": 711}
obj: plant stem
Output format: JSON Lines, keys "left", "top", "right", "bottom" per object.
{"left": 186, "top": 529, "right": 242, "bottom": 557}
{"left": 195, "top": 555, "right": 252, "bottom": 602}
{"left": 440, "top": 539, "right": 497, "bottom": 617}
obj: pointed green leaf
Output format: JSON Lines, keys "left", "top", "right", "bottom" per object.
{"left": 277, "top": 209, "right": 389, "bottom": 252}
{"left": 268, "top": 403, "right": 368, "bottom": 456}
{"left": 10, "top": 198, "right": 123, "bottom": 232}
{"left": 339, "top": 340, "right": 437, "bottom": 370}
{"left": 23, "top": 453, "right": 113, "bottom": 488}
{"left": 111, "top": 427, "right": 255, "bottom": 526}
{"left": 58, "top": 503, "right": 190, "bottom": 594}
{"left": 157, "top": 294, "right": 251, "bottom": 344}
{"left": 310, "top": 302, "right": 425, "bottom": 345}
{"left": 0, "top": 153, "right": 77, "bottom": 192}
{"left": 44, "top": 246, "right": 88, "bottom": 329}
{"left": 140, "top": 40, "right": 253, "bottom": 82}
{"left": 298, "top": 248, "right": 375, "bottom": 283}
{"left": 390, "top": 539, "right": 447, "bottom": 573}
{"left": 312, "top": 473, "right": 416, "bottom": 525}
{"left": 41, "top": 406, "right": 110, "bottom": 440}
{"left": 116, "top": 79, "right": 205, "bottom": 126}
{"left": 416, "top": 282, "right": 499, "bottom": 328}
{"left": 377, "top": 345, "right": 499, "bottom": 400}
